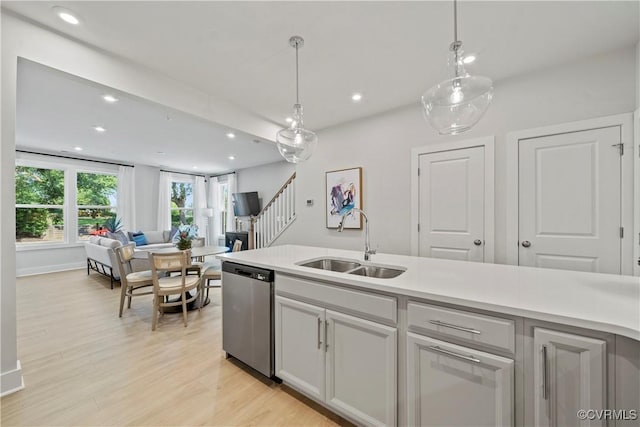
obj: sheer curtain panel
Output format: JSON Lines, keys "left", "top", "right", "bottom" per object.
{"left": 209, "top": 176, "right": 221, "bottom": 246}
{"left": 194, "top": 176, "right": 207, "bottom": 240}
{"left": 226, "top": 173, "right": 236, "bottom": 232}
{"left": 157, "top": 171, "right": 172, "bottom": 231}
{"left": 117, "top": 166, "right": 136, "bottom": 231}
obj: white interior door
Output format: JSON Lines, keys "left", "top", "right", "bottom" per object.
{"left": 518, "top": 127, "right": 621, "bottom": 274}
{"left": 418, "top": 146, "right": 485, "bottom": 262}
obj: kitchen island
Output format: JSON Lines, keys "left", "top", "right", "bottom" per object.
{"left": 218, "top": 245, "right": 640, "bottom": 427}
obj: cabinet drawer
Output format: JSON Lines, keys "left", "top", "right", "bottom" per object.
{"left": 407, "top": 301, "right": 515, "bottom": 353}
{"left": 276, "top": 274, "right": 397, "bottom": 325}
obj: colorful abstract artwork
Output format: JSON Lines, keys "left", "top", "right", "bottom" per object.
{"left": 326, "top": 167, "right": 362, "bottom": 229}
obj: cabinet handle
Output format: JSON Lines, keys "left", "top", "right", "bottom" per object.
{"left": 542, "top": 345, "right": 548, "bottom": 400}
{"left": 429, "top": 345, "right": 481, "bottom": 364}
{"left": 429, "top": 320, "right": 481, "bottom": 335}
{"left": 325, "top": 320, "right": 329, "bottom": 352}
{"left": 317, "top": 317, "right": 322, "bottom": 349}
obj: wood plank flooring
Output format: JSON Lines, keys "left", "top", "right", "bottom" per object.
{"left": 1, "top": 269, "right": 351, "bottom": 426}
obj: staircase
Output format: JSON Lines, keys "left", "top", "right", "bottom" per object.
{"left": 252, "top": 172, "right": 296, "bottom": 249}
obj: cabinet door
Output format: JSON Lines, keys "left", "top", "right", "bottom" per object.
{"left": 275, "top": 296, "right": 325, "bottom": 401}
{"left": 325, "top": 310, "right": 397, "bottom": 427}
{"left": 533, "top": 328, "right": 606, "bottom": 427}
{"left": 407, "top": 333, "right": 514, "bottom": 427}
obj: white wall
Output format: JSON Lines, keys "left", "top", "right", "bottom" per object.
{"left": 278, "top": 47, "right": 637, "bottom": 263}
{"left": 234, "top": 160, "right": 295, "bottom": 230}
{"left": 134, "top": 164, "right": 161, "bottom": 231}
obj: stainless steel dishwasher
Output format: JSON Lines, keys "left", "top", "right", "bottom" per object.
{"left": 221, "top": 261, "right": 275, "bottom": 378}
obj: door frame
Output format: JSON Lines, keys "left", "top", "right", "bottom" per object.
{"left": 505, "top": 113, "right": 635, "bottom": 275}
{"left": 411, "top": 136, "right": 495, "bottom": 262}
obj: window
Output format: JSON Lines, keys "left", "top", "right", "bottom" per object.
{"left": 218, "top": 181, "right": 229, "bottom": 236}
{"left": 15, "top": 166, "right": 65, "bottom": 244}
{"left": 171, "top": 181, "right": 194, "bottom": 227}
{"left": 76, "top": 172, "right": 118, "bottom": 240}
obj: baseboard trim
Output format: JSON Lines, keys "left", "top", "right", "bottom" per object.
{"left": 16, "top": 262, "right": 85, "bottom": 277}
{"left": 1, "top": 360, "right": 24, "bottom": 397}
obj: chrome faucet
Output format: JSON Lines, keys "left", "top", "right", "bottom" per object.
{"left": 338, "top": 208, "right": 376, "bottom": 261}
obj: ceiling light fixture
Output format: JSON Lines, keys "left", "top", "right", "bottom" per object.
{"left": 93, "top": 126, "right": 106, "bottom": 132}
{"left": 74, "top": 146, "right": 83, "bottom": 151}
{"left": 192, "top": 166, "right": 198, "bottom": 170}
{"left": 53, "top": 6, "right": 80, "bottom": 25}
{"left": 228, "top": 156, "right": 235, "bottom": 160}
{"left": 226, "top": 132, "right": 236, "bottom": 139}
{"left": 103, "top": 94, "right": 118, "bottom": 103}
{"left": 421, "top": 0, "right": 493, "bottom": 135}
{"left": 351, "top": 93, "right": 363, "bottom": 102}
{"left": 285, "top": 117, "right": 293, "bottom": 123}
{"left": 156, "top": 151, "right": 166, "bottom": 155}
{"left": 275, "top": 36, "right": 317, "bottom": 163}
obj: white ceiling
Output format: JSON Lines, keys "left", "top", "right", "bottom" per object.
{"left": 5, "top": 1, "right": 640, "bottom": 171}
{"left": 16, "top": 59, "right": 284, "bottom": 173}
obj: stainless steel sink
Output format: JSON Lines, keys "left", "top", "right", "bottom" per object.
{"left": 299, "top": 258, "right": 362, "bottom": 272}
{"left": 348, "top": 265, "right": 405, "bottom": 279}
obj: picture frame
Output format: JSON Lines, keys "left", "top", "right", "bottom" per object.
{"left": 326, "top": 167, "right": 363, "bottom": 229}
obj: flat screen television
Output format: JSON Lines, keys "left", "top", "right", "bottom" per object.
{"left": 232, "top": 191, "right": 261, "bottom": 216}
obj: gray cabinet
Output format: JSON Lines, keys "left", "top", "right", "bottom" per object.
{"left": 275, "top": 294, "right": 397, "bottom": 427}
{"left": 407, "top": 333, "right": 514, "bottom": 426}
{"left": 531, "top": 328, "right": 607, "bottom": 427}
{"left": 274, "top": 296, "right": 325, "bottom": 401}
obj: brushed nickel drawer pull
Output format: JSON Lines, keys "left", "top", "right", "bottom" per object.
{"left": 542, "top": 345, "right": 549, "bottom": 400}
{"left": 429, "top": 320, "right": 481, "bottom": 335}
{"left": 317, "top": 317, "right": 322, "bottom": 349}
{"left": 429, "top": 345, "right": 481, "bottom": 364}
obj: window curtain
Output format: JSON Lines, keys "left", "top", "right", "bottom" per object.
{"left": 194, "top": 176, "right": 207, "bottom": 239}
{"left": 209, "top": 176, "right": 221, "bottom": 245}
{"left": 226, "top": 173, "right": 236, "bottom": 232}
{"left": 157, "top": 171, "right": 172, "bottom": 231}
{"left": 117, "top": 166, "right": 136, "bottom": 232}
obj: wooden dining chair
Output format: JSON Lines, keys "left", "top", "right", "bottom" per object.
{"left": 149, "top": 250, "right": 201, "bottom": 330}
{"left": 114, "top": 243, "right": 154, "bottom": 317}
{"left": 199, "top": 239, "right": 243, "bottom": 307}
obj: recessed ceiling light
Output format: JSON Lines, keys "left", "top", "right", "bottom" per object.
{"left": 73, "top": 146, "right": 83, "bottom": 151}
{"left": 93, "top": 126, "right": 106, "bottom": 132}
{"left": 226, "top": 132, "right": 236, "bottom": 139}
{"left": 103, "top": 94, "right": 118, "bottom": 103}
{"left": 192, "top": 166, "right": 198, "bottom": 170}
{"left": 228, "top": 156, "right": 235, "bottom": 160}
{"left": 463, "top": 55, "right": 476, "bottom": 64}
{"left": 351, "top": 93, "right": 363, "bottom": 102}
{"left": 53, "top": 7, "right": 80, "bottom": 25}
{"left": 285, "top": 117, "right": 293, "bottom": 123}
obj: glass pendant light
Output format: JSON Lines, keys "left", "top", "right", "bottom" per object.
{"left": 421, "top": 0, "right": 493, "bottom": 135}
{"left": 276, "top": 36, "right": 318, "bottom": 163}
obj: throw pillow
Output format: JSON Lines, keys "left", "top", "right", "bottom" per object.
{"left": 131, "top": 232, "right": 148, "bottom": 246}
{"left": 113, "top": 230, "right": 129, "bottom": 246}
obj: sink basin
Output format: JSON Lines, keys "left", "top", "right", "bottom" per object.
{"left": 299, "top": 258, "right": 362, "bottom": 272}
{"left": 348, "top": 265, "right": 405, "bottom": 279}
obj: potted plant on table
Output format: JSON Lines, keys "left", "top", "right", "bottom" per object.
{"left": 174, "top": 224, "right": 198, "bottom": 250}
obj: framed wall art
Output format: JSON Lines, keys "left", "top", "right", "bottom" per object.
{"left": 326, "top": 167, "right": 362, "bottom": 229}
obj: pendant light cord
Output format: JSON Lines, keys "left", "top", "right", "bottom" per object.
{"left": 295, "top": 42, "right": 300, "bottom": 105}
{"left": 453, "top": 0, "right": 458, "bottom": 45}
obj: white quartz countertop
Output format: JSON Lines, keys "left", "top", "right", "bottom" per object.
{"left": 217, "top": 245, "right": 640, "bottom": 341}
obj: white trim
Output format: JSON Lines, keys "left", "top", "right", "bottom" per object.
{"left": 411, "top": 136, "right": 495, "bottom": 263}
{"left": 16, "top": 242, "right": 84, "bottom": 252}
{"left": 634, "top": 109, "right": 640, "bottom": 277}
{"left": 0, "top": 360, "right": 24, "bottom": 396}
{"left": 505, "top": 113, "right": 634, "bottom": 275}
{"left": 16, "top": 262, "right": 85, "bottom": 277}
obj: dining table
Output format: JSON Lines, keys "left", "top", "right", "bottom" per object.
{"left": 134, "top": 245, "right": 230, "bottom": 311}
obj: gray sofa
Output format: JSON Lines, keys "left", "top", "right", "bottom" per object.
{"left": 84, "top": 230, "right": 174, "bottom": 288}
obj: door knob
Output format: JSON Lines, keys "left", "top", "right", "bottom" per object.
{"left": 473, "top": 239, "right": 482, "bottom": 246}
{"left": 521, "top": 240, "right": 531, "bottom": 248}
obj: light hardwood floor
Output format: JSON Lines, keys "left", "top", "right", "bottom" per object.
{"left": 1, "top": 269, "right": 351, "bottom": 426}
